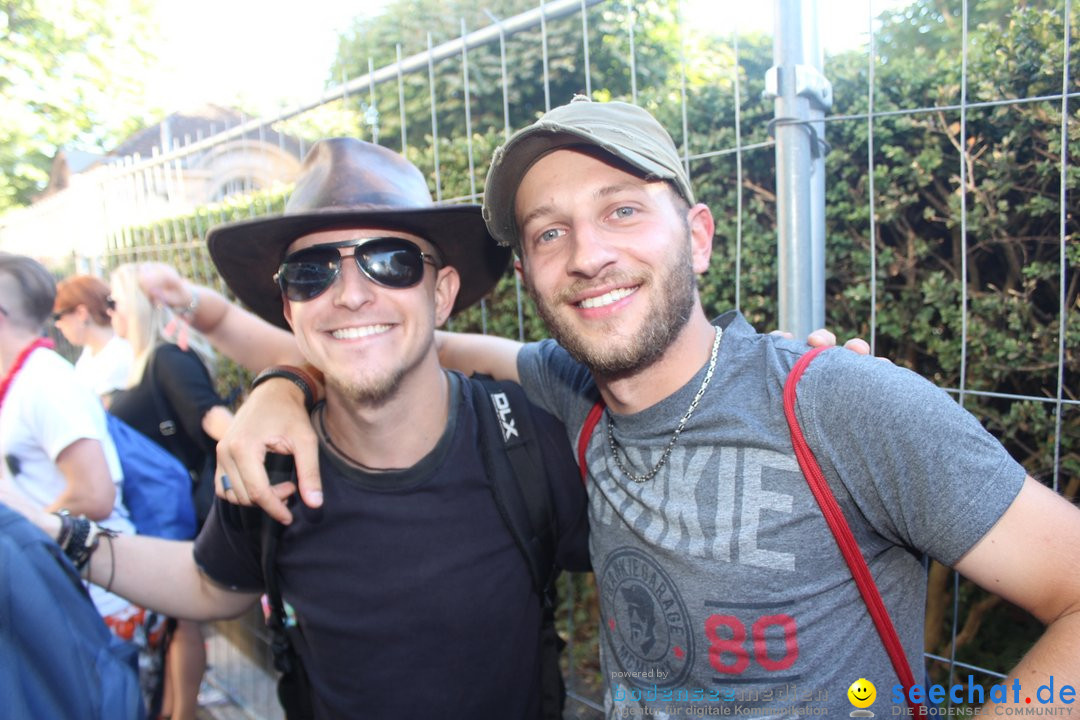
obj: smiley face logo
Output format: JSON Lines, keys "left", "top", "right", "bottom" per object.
{"left": 848, "top": 678, "right": 877, "bottom": 709}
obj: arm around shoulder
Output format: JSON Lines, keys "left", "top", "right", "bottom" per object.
{"left": 436, "top": 330, "right": 523, "bottom": 383}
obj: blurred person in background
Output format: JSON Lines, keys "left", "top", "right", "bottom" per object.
{"left": 53, "top": 274, "right": 134, "bottom": 407}
{"left": 0, "top": 254, "right": 137, "bottom": 617}
{"left": 108, "top": 262, "right": 234, "bottom": 720}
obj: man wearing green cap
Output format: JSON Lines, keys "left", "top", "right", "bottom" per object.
{"left": 217, "top": 99, "right": 1080, "bottom": 718}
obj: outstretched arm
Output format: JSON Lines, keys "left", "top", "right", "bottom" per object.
{"left": 952, "top": 476, "right": 1080, "bottom": 711}
{"left": 138, "top": 262, "right": 302, "bottom": 373}
{"left": 0, "top": 483, "right": 256, "bottom": 621}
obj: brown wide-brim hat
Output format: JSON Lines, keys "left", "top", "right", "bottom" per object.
{"left": 207, "top": 137, "right": 510, "bottom": 330}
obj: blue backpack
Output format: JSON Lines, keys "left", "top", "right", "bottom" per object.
{"left": 106, "top": 413, "right": 197, "bottom": 540}
{"left": 0, "top": 504, "right": 145, "bottom": 720}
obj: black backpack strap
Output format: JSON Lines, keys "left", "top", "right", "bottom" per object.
{"left": 260, "top": 455, "right": 316, "bottom": 720}
{"left": 470, "top": 374, "right": 558, "bottom": 595}
{"left": 470, "top": 374, "right": 565, "bottom": 720}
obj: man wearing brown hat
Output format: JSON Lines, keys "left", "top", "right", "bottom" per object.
{"left": 221, "top": 100, "right": 1080, "bottom": 719}
{"left": 3, "top": 138, "right": 589, "bottom": 719}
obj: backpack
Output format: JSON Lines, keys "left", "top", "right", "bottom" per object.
{"left": 0, "top": 504, "right": 145, "bottom": 720}
{"left": 260, "top": 375, "right": 566, "bottom": 720}
{"left": 106, "top": 412, "right": 197, "bottom": 541}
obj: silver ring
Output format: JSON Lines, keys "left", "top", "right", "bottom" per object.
{"left": 221, "top": 474, "right": 232, "bottom": 492}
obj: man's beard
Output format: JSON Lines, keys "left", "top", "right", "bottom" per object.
{"left": 327, "top": 368, "right": 404, "bottom": 408}
{"left": 323, "top": 334, "right": 432, "bottom": 409}
{"left": 527, "top": 238, "right": 697, "bottom": 377}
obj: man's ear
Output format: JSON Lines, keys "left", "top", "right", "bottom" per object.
{"left": 687, "top": 203, "right": 715, "bottom": 275}
{"left": 281, "top": 293, "right": 295, "bottom": 332}
{"left": 513, "top": 258, "right": 533, "bottom": 294}
{"left": 433, "top": 266, "right": 460, "bottom": 327}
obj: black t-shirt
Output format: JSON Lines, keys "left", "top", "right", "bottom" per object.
{"left": 193, "top": 371, "right": 590, "bottom": 719}
{"left": 110, "top": 344, "right": 223, "bottom": 474}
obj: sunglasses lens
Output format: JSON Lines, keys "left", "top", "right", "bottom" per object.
{"left": 358, "top": 240, "right": 426, "bottom": 288}
{"left": 278, "top": 247, "right": 341, "bottom": 301}
{"left": 277, "top": 239, "right": 431, "bottom": 301}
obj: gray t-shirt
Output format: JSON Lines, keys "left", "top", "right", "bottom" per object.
{"left": 518, "top": 311, "right": 1025, "bottom": 719}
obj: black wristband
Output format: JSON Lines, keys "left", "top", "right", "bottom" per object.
{"left": 64, "top": 516, "right": 93, "bottom": 568}
{"left": 53, "top": 510, "right": 74, "bottom": 549}
{"left": 251, "top": 366, "right": 315, "bottom": 411}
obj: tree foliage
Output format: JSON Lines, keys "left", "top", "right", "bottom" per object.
{"left": 328, "top": 0, "right": 703, "bottom": 171}
{"left": 0, "top": 0, "right": 159, "bottom": 212}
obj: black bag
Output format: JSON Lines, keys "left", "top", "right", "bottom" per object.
{"left": 260, "top": 377, "right": 566, "bottom": 720}
{"left": 146, "top": 349, "right": 217, "bottom": 529}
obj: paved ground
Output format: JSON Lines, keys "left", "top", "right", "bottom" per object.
{"left": 194, "top": 631, "right": 283, "bottom": 720}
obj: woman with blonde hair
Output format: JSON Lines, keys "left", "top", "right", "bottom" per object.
{"left": 108, "top": 262, "right": 233, "bottom": 720}
{"left": 53, "top": 274, "right": 134, "bottom": 405}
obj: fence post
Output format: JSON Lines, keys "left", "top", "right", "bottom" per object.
{"left": 765, "top": 0, "right": 832, "bottom": 338}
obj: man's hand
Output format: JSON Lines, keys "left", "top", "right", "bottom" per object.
{"left": 770, "top": 328, "right": 873, "bottom": 355}
{"left": 215, "top": 378, "right": 321, "bottom": 525}
{"left": 806, "top": 328, "right": 871, "bottom": 355}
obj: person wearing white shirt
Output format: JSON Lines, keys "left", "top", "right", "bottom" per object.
{"left": 0, "top": 256, "right": 135, "bottom": 617}
{"left": 53, "top": 274, "right": 134, "bottom": 406}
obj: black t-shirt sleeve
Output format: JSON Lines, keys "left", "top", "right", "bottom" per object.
{"left": 192, "top": 497, "right": 266, "bottom": 593}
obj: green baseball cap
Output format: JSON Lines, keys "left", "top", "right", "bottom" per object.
{"left": 482, "top": 96, "right": 695, "bottom": 252}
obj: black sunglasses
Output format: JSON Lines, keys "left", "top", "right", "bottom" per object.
{"left": 52, "top": 297, "right": 114, "bottom": 322}
{"left": 275, "top": 237, "right": 440, "bottom": 302}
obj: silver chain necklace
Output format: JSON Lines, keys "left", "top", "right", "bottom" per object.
{"left": 606, "top": 325, "right": 723, "bottom": 483}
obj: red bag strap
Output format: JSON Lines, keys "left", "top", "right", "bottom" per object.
{"left": 577, "top": 401, "right": 606, "bottom": 484}
{"left": 784, "top": 347, "right": 923, "bottom": 712}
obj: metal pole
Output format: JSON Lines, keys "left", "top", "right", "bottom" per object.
{"left": 765, "top": 0, "right": 831, "bottom": 337}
